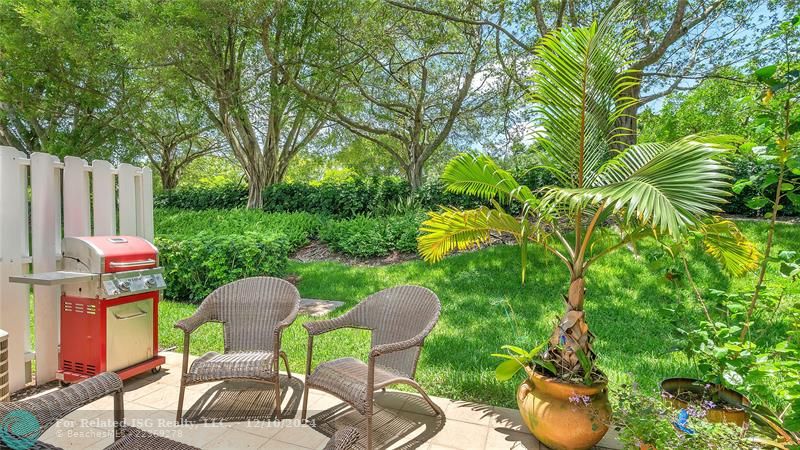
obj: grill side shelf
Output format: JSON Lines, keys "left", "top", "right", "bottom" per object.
{"left": 9, "top": 271, "right": 98, "bottom": 286}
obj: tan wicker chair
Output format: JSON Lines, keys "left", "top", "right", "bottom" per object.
{"left": 174, "top": 277, "right": 300, "bottom": 421}
{"left": 301, "top": 285, "right": 443, "bottom": 450}
{"left": 0, "top": 372, "right": 199, "bottom": 450}
{"left": 0, "top": 372, "right": 359, "bottom": 450}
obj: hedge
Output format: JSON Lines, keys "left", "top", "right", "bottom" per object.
{"left": 156, "top": 232, "right": 289, "bottom": 303}
{"left": 153, "top": 158, "right": 799, "bottom": 218}
{"left": 154, "top": 177, "right": 485, "bottom": 215}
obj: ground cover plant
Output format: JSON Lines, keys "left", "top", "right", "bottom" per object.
{"left": 156, "top": 218, "right": 799, "bottom": 410}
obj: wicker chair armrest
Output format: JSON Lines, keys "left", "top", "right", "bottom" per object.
{"left": 0, "top": 372, "right": 123, "bottom": 435}
{"left": 369, "top": 333, "right": 426, "bottom": 358}
{"left": 273, "top": 301, "right": 300, "bottom": 338}
{"left": 174, "top": 310, "right": 209, "bottom": 334}
{"left": 303, "top": 314, "right": 356, "bottom": 336}
{"left": 323, "top": 426, "right": 360, "bottom": 450}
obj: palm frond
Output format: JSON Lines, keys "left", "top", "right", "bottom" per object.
{"left": 531, "top": 5, "right": 638, "bottom": 188}
{"left": 541, "top": 137, "right": 733, "bottom": 237}
{"left": 417, "top": 206, "right": 524, "bottom": 263}
{"left": 441, "top": 153, "right": 538, "bottom": 208}
{"left": 696, "top": 219, "right": 761, "bottom": 277}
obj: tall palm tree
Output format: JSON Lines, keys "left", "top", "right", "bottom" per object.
{"left": 417, "top": 8, "right": 758, "bottom": 380}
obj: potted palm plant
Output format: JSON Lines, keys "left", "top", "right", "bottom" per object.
{"left": 417, "top": 8, "right": 757, "bottom": 450}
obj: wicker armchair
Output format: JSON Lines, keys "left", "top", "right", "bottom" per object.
{"left": 0, "top": 372, "right": 198, "bottom": 450}
{"left": 174, "top": 277, "right": 300, "bottom": 421}
{"left": 301, "top": 285, "right": 443, "bottom": 450}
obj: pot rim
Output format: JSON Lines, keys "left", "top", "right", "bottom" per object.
{"left": 526, "top": 366, "right": 608, "bottom": 393}
{"left": 659, "top": 377, "right": 750, "bottom": 409}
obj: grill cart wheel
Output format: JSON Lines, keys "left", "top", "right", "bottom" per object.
{"left": 151, "top": 366, "right": 161, "bottom": 374}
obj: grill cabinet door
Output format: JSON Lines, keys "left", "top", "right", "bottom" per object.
{"left": 106, "top": 299, "right": 154, "bottom": 372}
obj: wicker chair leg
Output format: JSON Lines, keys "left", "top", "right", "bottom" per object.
{"left": 113, "top": 388, "right": 124, "bottom": 440}
{"left": 176, "top": 380, "right": 186, "bottom": 423}
{"left": 366, "top": 404, "right": 373, "bottom": 450}
{"left": 301, "top": 384, "right": 310, "bottom": 423}
{"left": 280, "top": 352, "right": 292, "bottom": 379}
{"left": 407, "top": 381, "right": 443, "bottom": 416}
{"left": 274, "top": 376, "right": 282, "bottom": 419}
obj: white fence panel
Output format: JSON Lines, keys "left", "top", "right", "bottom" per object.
{"left": 0, "top": 147, "right": 154, "bottom": 392}
{"left": 0, "top": 147, "right": 30, "bottom": 392}
{"left": 63, "top": 156, "right": 91, "bottom": 237}
{"left": 30, "top": 153, "right": 61, "bottom": 384}
{"left": 118, "top": 163, "right": 138, "bottom": 236}
{"left": 92, "top": 160, "right": 116, "bottom": 236}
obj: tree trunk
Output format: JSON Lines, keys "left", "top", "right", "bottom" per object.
{"left": 247, "top": 174, "right": 266, "bottom": 209}
{"left": 160, "top": 170, "right": 179, "bottom": 190}
{"left": 548, "top": 276, "right": 594, "bottom": 374}
{"left": 405, "top": 159, "right": 424, "bottom": 190}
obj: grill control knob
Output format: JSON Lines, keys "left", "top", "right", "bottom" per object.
{"left": 117, "top": 280, "right": 131, "bottom": 292}
{"left": 144, "top": 277, "right": 156, "bottom": 288}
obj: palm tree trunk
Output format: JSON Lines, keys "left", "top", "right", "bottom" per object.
{"left": 549, "top": 276, "right": 594, "bottom": 373}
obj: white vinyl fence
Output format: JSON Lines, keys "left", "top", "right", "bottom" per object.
{"left": 0, "top": 146, "right": 154, "bottom": 393}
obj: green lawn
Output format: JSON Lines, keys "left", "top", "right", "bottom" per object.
{"left": 158, "top": 220, "right": 800, "bottom": 409}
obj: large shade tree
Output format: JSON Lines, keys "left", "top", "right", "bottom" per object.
{"left": 390, "top": 0, "right": 775, "bottom": 144}
{"left": 265, "top": 0, "right": 497, "bottom": 188}
{"left": 0, "top": 0, "right": 129, "bottom": 159}
{"left": 121, "top": 0, "right": 338, "bottom": 207}
{"left": 417, "top": 8, "right": 759, "bottom": 379}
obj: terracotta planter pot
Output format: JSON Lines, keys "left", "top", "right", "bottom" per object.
{"left": 638, "top": 444, "right": 656, "bottom": 450}
{"left": 660, "top": 378, "right": 750, "bottom": 426}
{"left": 516, "top": 369, "right": 611, "bottom": 450}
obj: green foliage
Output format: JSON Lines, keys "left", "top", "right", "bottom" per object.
{"left": 613, "top": 381, "right": 762, "bottom": 449}
{"left": 639, "top": 69, "right": 761, "bottom": 144}
{"left": 156, "top": 232, "right": 290, "bottom": 303}
{"left": 155, "top": 208, "right": 321, "bottom": 252}
{"left": 318, "top": 213, "right": 423, "bottom": 257}
{"left": 0, "top": 0, "right": 128, "bottom": 158}
{"left": 154, "top": 184, "right": 249, "bottom": 210}
{"left": 154, "top": 177, "right": 485, "bottom": 216}
{"left": 492, "top": 341, "right": 557, "bottom": 381}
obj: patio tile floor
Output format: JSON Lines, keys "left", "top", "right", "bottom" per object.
{"left": 38, "top": 352, "right": 622, "bottom": 450}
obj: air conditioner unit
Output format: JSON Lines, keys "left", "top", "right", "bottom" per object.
{"left": 0, "top": 330, "right": 9, "bottom": 401}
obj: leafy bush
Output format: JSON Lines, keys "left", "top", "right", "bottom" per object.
{"left": 153, "top": 166, "right": 800, "bottom": 217}
{"left": 727, "top": 152, "right": 800, "bottom": 217}
{"left": 154, "top": 184, "right": 248, "bottom": 210}
{"left": 154, "top": 177, "right": 485, "bottom": 215}
{"left": 318, "top": 213, "right": 423, "bottom": 257}
{"left": 156, "top": 232, "right": 289, "bottom": 303}
{"left": 155, "top": 208, "right": 321, "bottom": 251}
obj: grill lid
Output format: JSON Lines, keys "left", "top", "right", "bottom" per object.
{"left": 63, "top": 236, "right": 158, "bottom": 274}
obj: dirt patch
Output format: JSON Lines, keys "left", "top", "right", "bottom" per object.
{"left": 291, "top": 240, "right": 418, "bottom": 266}
{"left": 291, "top": 233, "right": 519, "bottom": 267}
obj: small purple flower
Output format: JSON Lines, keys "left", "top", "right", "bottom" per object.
{"left": 685, "top": 405, "right": 707, "bottom": 419}
{"left": 704, "top": 384, "right": 712, "bottom": 390}
{"left": 701, "top": 400, "right": 716, "bottom": 410}
{"left": 661, "top": 391, "right": 674, "bottom": 399}
{"left": 568, "top": 393, "right": 591, "bottom": 406}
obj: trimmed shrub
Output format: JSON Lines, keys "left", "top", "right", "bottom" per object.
{"left": 155, "top": 208, "right": 321, "bottom": 251}
{"left": 154, "top": 184, "right": 248, "bottom": 210}
{"left": 156, "top": 232, "right": 290, "bottom": 303}
{"left": 318, "top": 213, "right": 423, "bottom": 257}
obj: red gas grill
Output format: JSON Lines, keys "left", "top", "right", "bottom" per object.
{"left": 12, "top": 236, "right": 166, "bottom": 383}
